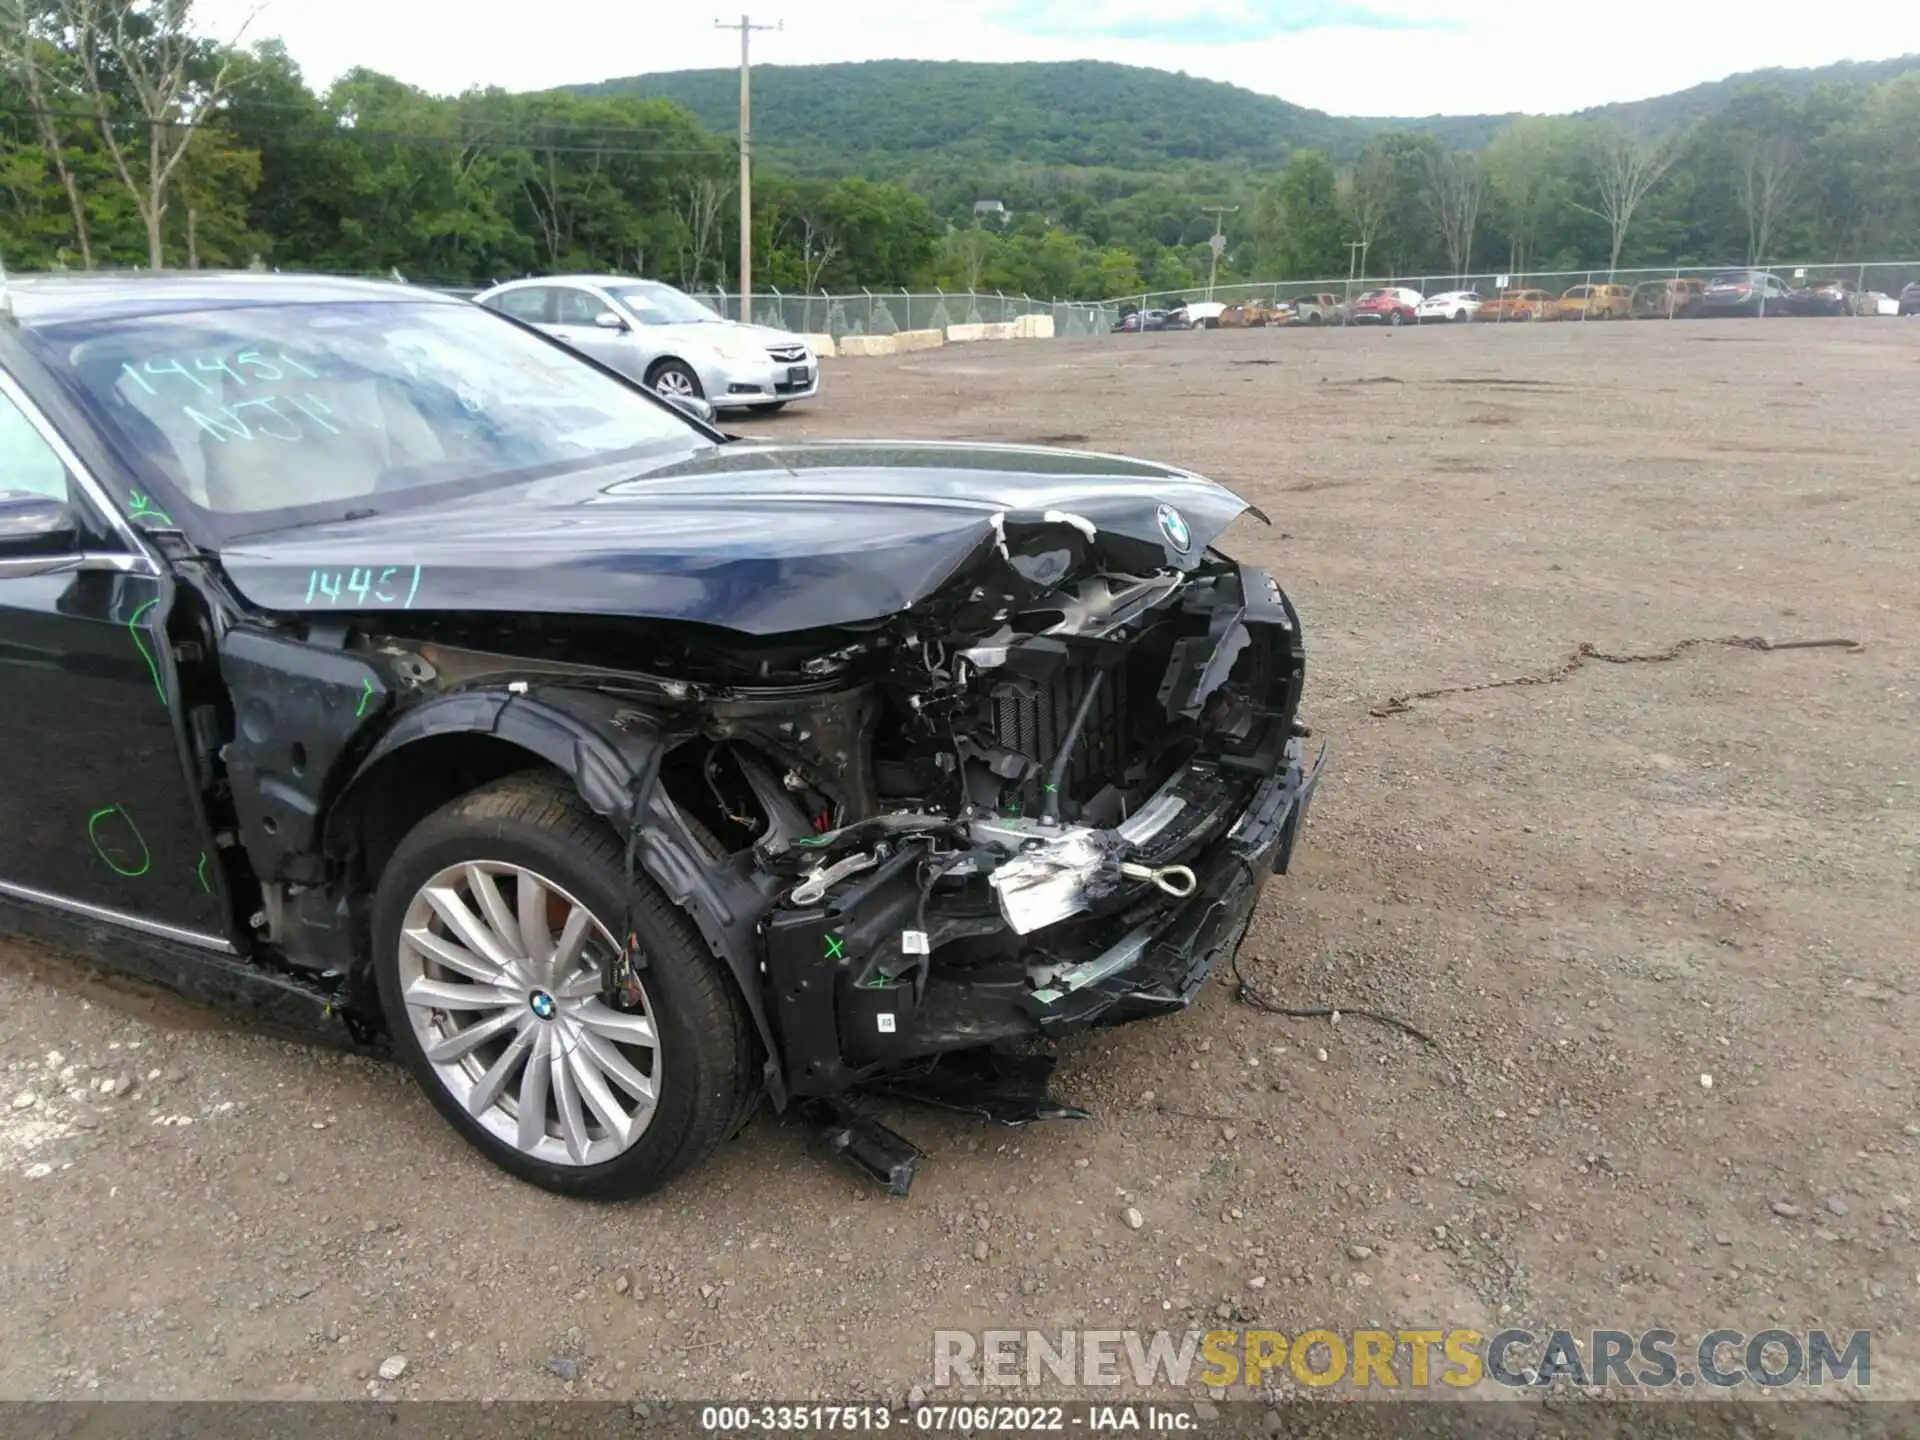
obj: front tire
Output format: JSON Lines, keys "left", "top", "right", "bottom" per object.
{"left": 646, "top": 359, "right": 705, "bottom": 403}
{"left": 371, "top": 773, "right": 755, "bottom": 1199}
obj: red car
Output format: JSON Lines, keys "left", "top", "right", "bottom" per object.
{"left": 1349, "top": 287, "right": 1423, "bottom": 326}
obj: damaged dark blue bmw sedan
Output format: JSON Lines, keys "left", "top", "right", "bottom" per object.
{"left": 0, "top": 273, "right": 1322, "bottom": 1197}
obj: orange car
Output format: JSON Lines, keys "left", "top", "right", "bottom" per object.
{"left": 1218, "top": 299, "right": 1291, "bottom": 327}
{"left": 1476, "top": 288, "right": 1557, "bottom": 321}
{"left": 1556, "top": 283, "right": 1634, "bottom": 320}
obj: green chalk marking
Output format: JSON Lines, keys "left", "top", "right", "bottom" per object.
{"left": 196, "top": 851, "right": 212, "bottom": 893}
{"left": 127, "top": 598, "right": 166, "bottom": 704}
{"left": 356, "top": 676, "right": 376, "bottom": 718}
{"left": 126, "top": 489, "right": 174, "bottom": 527}
{"left": 87, "top": 805, "right": 151, "bottom": 878}
{"left": 823, "top": 934, "right": 846, "bottom": 961}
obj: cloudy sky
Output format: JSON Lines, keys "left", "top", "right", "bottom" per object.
{"left": 198, "top": 0, "right": 1920, "bottom": 117}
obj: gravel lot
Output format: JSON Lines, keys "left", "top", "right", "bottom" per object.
{"left": 2, "top": 318, "right": 1916, "bottom": 1407}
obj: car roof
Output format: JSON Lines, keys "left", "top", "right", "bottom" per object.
{"left": 485, "top": 274, "right": 663, "bottom": 291}
{"left": 1, "top": 270, "right": 457, "bottom": 328}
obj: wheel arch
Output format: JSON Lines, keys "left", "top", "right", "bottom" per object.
{"left": 644, "top": 354, "right": 706, "bottom": 393}
{"left": 325, "top": 690, "right": 786, "bottom": 1099}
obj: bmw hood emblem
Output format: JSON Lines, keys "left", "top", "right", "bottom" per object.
{"left": 1156, "top": 503, "right": 1193, "bottom": 554}
{"left": 528, "top": 989, "right": 556, "bottom": 1020}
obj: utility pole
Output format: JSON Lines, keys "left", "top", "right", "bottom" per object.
{"left": 1199, "top": 204, "right": 1238, "bottom": 300}
{"left": 1345, "top": 239, "right": 1369, "bottom": 320}
{"left": 716, "top": 14, "right": 782, "bottom": 323}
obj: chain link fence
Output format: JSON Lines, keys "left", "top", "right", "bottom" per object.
{"left": 687, "top": 287, "right": 1121, "bottom": 339}
{"left": 401, "top": 262, "right": 1916, "bottom": 335}
{"left": 1113, "top": 260, "right": 1920, "bottom": 317}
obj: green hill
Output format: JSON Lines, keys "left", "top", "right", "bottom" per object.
{"left": 572, "top": 54, "right": 1920, "bottom": 175}
{"left": 568, "top": 59, "right": 1365, "bottom": 172}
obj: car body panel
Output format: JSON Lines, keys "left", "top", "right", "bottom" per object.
{"left": 214, "top": 441, "right": 1253, "bottom": 633}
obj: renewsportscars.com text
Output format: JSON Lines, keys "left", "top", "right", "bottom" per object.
{"left": 932, "top": 1328, "right": 1871, "bottom": 1391}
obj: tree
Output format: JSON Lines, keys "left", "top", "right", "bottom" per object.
{"left": 1578, "top": 123, "right": 1686, "bottom": 273}
{"left": 1481, "top": 117, "right": 1582, "bottom": 276}
{"left": 54, "top": 0, "right": 256, "bottom": 268}
{"left": 1252, "top": 149, "right": 1346, "bottom": 278}
{"left": 936, "top": 225, "right": 995, "bottom": 292}
{"left": 674, "top": 174, "right": 731, "bottom": 288}
{"left": 1423, "top": 149, "right": 1485, "bottom": 280}
{"left": 1343, "top": 146, "right": 1393, "bottom": 276}
{"left": 1735, "top": 135, "right": 1800, "bottom": 266}
{"left": 0, "top": 0, "right": 94, "bottom": 264}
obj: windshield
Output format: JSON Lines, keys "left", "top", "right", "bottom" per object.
{"left": 1710, "top": 272, "right": 1758, "bottom": 286}
{"left": 605, "top": 284, "right": 723, "bottom": 326}
{"left": 32, "top": 300, "right": 706, "bottom": 540}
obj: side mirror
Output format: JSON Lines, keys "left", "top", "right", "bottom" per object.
{"left": 594, "top": 311, "right": 629, "bottom": 332}
{"left": 0, "top": 492, "right": 79, "bottom": 555}
{"left": 655, "top": 390, "right": 716, "bottom": 425}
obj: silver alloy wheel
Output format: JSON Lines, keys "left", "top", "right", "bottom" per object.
{"left": 397, "top": 861, "right": 659, "bottom": 1167}
{"left": 652, "top": 367, "right": 697, "bottom": 399}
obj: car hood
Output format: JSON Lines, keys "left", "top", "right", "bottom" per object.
{"left": 644, "top": 319, "right": 801, "bottom": 350}
{"left": 215, "top": 440, "right": 1258, "bottom": 635}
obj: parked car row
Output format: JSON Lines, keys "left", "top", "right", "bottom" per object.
{"left": 1117, "top": 276, "right": 1920, "bottom": 333}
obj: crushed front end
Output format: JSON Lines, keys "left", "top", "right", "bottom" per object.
{"left": 742, "top": 513, "right": 1323, "bottom": 1103}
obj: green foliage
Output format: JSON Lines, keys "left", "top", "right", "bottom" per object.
{"left": 5, "top": 42, "right": 1920, "bottom": 302}
{"left": 1251, "top": 151, "right": 1348, "bottom": 279}
{"left": 573, "top": 59, "right": 1362, "bottom": 173}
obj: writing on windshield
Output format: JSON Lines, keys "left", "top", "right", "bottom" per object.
{"left": 35, "top": 300, "right": 706, "bottom": 533}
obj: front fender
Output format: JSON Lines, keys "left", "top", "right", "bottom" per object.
{"left": 334, "top": 685, "right": 789, "bottom": 1100}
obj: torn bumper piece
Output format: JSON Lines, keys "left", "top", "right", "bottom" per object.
{"left": 761, "top": 735, "right": 1326, "bottom": 1101}
{"left": 1026, "top": 736, "right": 1325, "bottom": 1027}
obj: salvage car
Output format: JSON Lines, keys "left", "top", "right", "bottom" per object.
{"left": 1475, "top": 288, "right": 1557, "bottom": 322}
{"left": 1628, "top": 278, "right": 1706, "bottom": 319}
{"left": 1288, "top": 293, "right": 1345, "bottom": 325}
{"left": 475, "top": 275, "right": 817, "bottom": 413}
{"left": 1697, "top": 270, "right": 1793, "bottom": 317}
{"left": 1781, "top": 277, "right": 1867, "bottom": 316}
{"left": 1554, "top": 283, "right": 1634, "bottom": 320}
{"left": 0, "top": 273, "right": 1321, "bottom": 1199}
{"left": 1348, "top": 287, "right": 1423, "bottom": 326}
{"left": 1901, "top": 281, "right": 1920, "bottom": 316}
{"left": 1414, "top": 290, "right": 1481, "bottom": 323}
{"left": 1217, "top": 299, "right": 1291, "bottom": 328}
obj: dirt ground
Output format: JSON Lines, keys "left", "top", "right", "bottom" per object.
{"left": 2, "top": 319, "right": 1916, "bottom": 1408}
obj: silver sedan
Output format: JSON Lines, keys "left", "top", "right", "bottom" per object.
{"left": 474, "top": 275, "right": 819, "bottom": 413}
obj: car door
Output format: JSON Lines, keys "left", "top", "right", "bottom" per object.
{"left": 485, "top": 284, "right": 555, "bottom": 329}
{"left": 547, "top": 285, "right": 652, "bottom": 384}
{"left": 0, "top": 374, "right": 228, "bottom": 942}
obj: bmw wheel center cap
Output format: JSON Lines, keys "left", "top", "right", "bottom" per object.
{"left": 528, "top": 989, "right": 556, "bottom": 1020}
